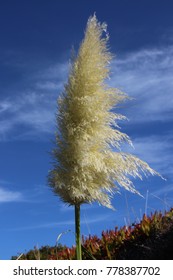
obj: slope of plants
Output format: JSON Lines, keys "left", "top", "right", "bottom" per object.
{"left": 12, "top": 208, "right": 173, "bottom": 260}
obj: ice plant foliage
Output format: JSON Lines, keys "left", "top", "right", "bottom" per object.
{"left": 48, "top": 15, "right": 160, "bottom": 210}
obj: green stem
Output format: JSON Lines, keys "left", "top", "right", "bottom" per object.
{"left": 75, "top": 204, "right": 82, "bottom": 260}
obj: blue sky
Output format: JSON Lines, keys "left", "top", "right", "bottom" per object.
{"left": 0, "top": 0, "right": 173, "bottom": 259}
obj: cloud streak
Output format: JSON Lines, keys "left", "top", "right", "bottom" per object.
{"left": 131, "top": 134, "right": 173, "bottom": 176}
{"left": 0, "top": 187, "right": 23, "bottom": 203}
{"left": 4, "top": 213, "right": 111, "bottom": 231}
{"left": 0, "top": 59, "right": 68, "bottom": 141}
{"left": 110, "top": 46, "right": 173, "bottom": 122}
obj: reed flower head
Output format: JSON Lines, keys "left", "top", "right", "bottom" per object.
{"left": 48, "top": 15, "right": 161, "bottom": 209}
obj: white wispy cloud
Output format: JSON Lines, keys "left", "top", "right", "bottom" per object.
{"left": 152, "top": 184, "right": 173, "bottom": 196}
{"left": 35, "top": 62, "right": 68, "bottom": 80}
{"left": 0, "top": 187, "right": 23, "bottom": 203}
{"left": 35, "top": 81, "right": 61, "bottom": 90}
{"left": 5, "top": 213, "right": 111, "bottom": 231}
{"left": 0, "top": 60, "right": 69, "bottom": 141}
{"left": 111, "top": 46, "right": 173, "bottom": 122}
{"left": 131, "top": 135, "right": 173, "bottom": 176}
{"left": 0, "top": 92, "right": 56, "bottom": 141}
{"left": 0, "top": 100, "right": 13, "bottom": 113}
